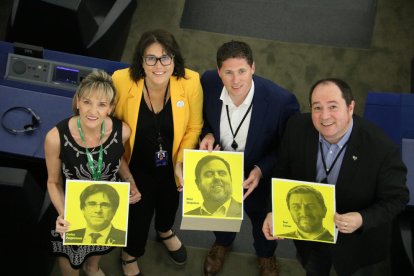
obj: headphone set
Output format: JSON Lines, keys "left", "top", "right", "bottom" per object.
{"left": 1, "top": 106, "right": 41, "bottom": 134}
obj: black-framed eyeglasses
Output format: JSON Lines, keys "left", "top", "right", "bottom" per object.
{"left": 143, "top": 55, "right": 174, "bottom": 66}
{"left": 85, "top": 201, "right": 112, "bottom": 210}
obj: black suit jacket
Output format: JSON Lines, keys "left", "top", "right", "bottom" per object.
{"left": 185, "top": 198, "right": 242, "bottom": 217}
{"left": 66, "top": 226, "right": 126, "bottom": 246}
{"left": 274, "top": 113, "right": 409, "bottom": 274}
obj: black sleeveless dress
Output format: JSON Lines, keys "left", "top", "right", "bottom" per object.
{"left": 48, "top": 116, "right": 125, "bottom": 269}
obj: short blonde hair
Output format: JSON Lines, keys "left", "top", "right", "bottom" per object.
{"left": 72, "top": 70, "right": 116, "bottom": 115}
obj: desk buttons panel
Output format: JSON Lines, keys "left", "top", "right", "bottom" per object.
{"left": 7, "top": 54, "right": 49, "bottom": 83}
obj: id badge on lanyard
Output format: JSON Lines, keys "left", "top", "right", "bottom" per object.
{"left": 155, "top": 148, "right": 168, "bottom": 167}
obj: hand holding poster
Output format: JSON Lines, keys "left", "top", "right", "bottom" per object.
{"left": 63, "top": 180, "right": 130, "bottom": 246}
{"left": 272, "top": 178, "right": 337, "bottom": 244}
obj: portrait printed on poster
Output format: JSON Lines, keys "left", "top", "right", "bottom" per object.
{"left": 63, "top": 180, "right": 130, "bottom": 246}
{"left": 183, "top": 150, "right": 244, "bottom": 219}
{"left": 272, "top": 178, "right": 337, "bottom": 244}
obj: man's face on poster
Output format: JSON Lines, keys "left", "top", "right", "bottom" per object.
{"left": 197, "top": 159, "right": 232, "bottom": 205}
{"left": 288, "top": 193, "right": 326, "bottom": 233}
{"left": 83, "top": 192, "right": 115, "bottom": 231}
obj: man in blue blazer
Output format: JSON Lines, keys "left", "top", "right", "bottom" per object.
{"left": 199, "top": 41, "right": 299, "bottom": 276}
{"left": 263, "top": 78, "right": 409, "bottom": 275}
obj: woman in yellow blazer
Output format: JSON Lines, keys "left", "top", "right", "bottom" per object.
{"left": 112, "top": 29, "right": 203, "bottom": 276}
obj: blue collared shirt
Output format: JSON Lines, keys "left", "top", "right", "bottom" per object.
{"left": 316, "top": 120, "right": 353, "bottom": 185}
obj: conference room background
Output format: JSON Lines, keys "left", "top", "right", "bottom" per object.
{"left": 0, "top": 0, "right": 413, "bottom": 275}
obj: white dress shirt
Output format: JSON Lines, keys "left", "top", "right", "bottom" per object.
{"left": 219, "top": 81, "right": 255, "bottom": 151}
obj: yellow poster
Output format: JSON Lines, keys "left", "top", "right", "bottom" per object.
{"left": 63, "top": 179, "right": 130, "bottom": 247}
{"left": 181, "top": 149, "right": 243, "bottom": 232}
{"left": 272, "top": 178, "right": 337, "bottom": 244}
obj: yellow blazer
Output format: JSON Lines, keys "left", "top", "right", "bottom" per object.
{"left": 112, "top": 68, "right": 203, "bottom": 186}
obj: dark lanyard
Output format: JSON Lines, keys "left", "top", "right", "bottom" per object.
{"left": 77, "top": 117, "right": 105, "bottom": 180}
{"left": 319, "top": 141, "right": 348, "bottom": 183}
{"left": 225, "top": 101, "right": 253, "bottom": 150}
{"left": 144, "top": 80, "right": 168, "bottom": 150}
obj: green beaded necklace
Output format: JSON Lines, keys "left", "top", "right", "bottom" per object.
{"left": 77, "top": 117, "right": 105, "bottom": 180}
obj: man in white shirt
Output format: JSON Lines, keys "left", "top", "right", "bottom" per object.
{"left": 199, "top": 40, "right": 299, "bottom": 276}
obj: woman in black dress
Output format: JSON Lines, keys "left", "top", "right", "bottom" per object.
{"left": 45, "top": 70, "right": 141, "bottom": 276}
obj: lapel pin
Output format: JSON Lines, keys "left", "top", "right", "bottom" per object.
{"left": 177, "top": 100, "right": 184, "bottom": 108}
{"left": 352, "top": 155, "right": 358, "bottom": 161}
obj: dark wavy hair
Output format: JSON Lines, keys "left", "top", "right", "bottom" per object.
{"left": 80, "top": 184, "right": 120, "bottom": 213}
{"left": 309, "top": 78, "right": 354, "bottom": 107}
{"left": 129, "top": 29, "right": 185, "bottom": 82}
{"left": 216, "top": 40, "right": 254, "bottom": 68}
